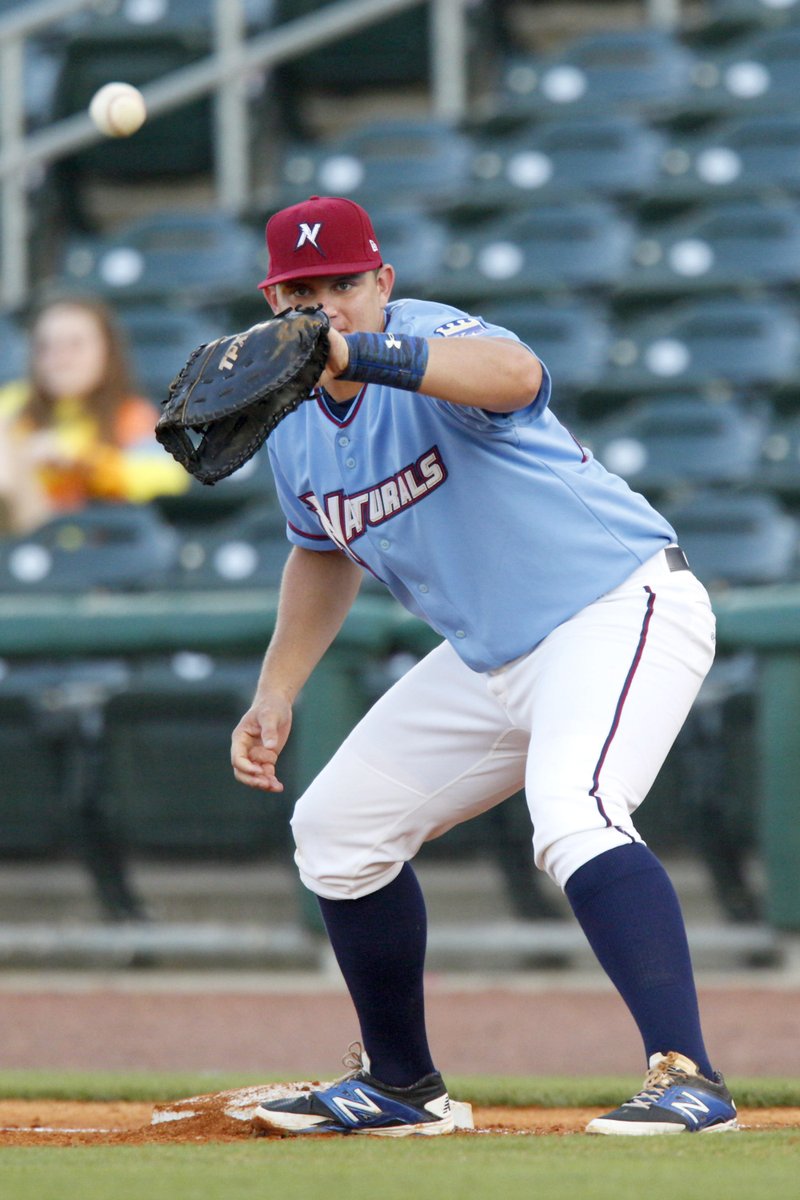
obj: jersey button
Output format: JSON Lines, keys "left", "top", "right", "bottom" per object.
{"left": 338, "top": 436, "right": 349, "bottom": 446}
{"left": 345, "top": 457, "right": 356, "bottom": 468}
{"left": 455, "top": 629, "right": 466, "bottom": 639}
{"left": 379, "top": 538, "right": 391, "bottom": 550}
{"left": 418, "top": 583, "right": 429, "bottom": 593}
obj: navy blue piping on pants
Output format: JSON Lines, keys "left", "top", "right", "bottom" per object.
{"left": 588, "top": 585, "right": 657, "bottom": 841}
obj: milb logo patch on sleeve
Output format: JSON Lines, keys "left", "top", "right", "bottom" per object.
{"left": 433, "top": 317, "right": 488, "bottom": 337}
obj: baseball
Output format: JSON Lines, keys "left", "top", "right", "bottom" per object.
{"left": 89, "top": 82, "right": 147, "bottom": 138}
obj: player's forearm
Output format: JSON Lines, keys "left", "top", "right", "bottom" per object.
{"left": 256, "top": 546, "right": 362, "bottom": 703}
{"left": 329, "top": 328, "right": 541, "bottom": 413}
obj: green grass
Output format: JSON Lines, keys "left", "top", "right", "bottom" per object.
{"left": 0, "top": 1069, "right": 797, "bottom": 1108}
{"left": 0, "top": 1135, "right": 798, "bottom": 1200}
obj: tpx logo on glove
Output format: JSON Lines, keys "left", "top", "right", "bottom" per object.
{"left": 219, "top": 331, "right": 249, "bottom": 371}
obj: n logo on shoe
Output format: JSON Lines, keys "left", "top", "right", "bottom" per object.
{"left": 670, "top": 1091, "right": 710, "bottom": 1126}
{"left": 332, "top": 1088, "right": 382, "bottom": 1124}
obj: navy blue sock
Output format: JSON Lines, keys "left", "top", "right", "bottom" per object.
{"left": 317, "top": 862, "right": 436, "bottom": 1088}
{"left": 565, "top": 843, "right": 714, "bottom": 1077}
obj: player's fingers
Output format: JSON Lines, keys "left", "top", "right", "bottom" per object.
{"left": 233, "top": 764, "right": 284, "bottom": 792}
{"left": 248, "top": 744, "right": 277, "bottom": 765}
{"left": 326, "top": 326, "right": 350, "bottom": 376}
{"left": 231, "top": 739, "right": 269, "bottom": 781}
{"left": 231, "top": 700, "right": 291, "bottom": 788}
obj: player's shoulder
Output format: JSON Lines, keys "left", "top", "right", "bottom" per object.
{"left": 385, "top": 298, "right": 518, "bottom": 342}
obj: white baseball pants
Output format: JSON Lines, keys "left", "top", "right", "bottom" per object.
{"left": 291, "top": 547, "right": 716, "bottom": 897}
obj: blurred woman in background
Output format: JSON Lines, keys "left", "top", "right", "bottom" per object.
{"left": 0, "top": 295, "right": 187, "bottom": 533}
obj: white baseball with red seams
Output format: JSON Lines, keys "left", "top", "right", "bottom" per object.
{"left": 89, "top": 82, "right": 147, "bottom": 138}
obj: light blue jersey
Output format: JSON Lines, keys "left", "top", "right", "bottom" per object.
{"left": 267, "top": 298, "right": 676, "bottom": 672}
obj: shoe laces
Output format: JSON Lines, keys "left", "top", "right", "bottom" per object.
{"left": 336, "top": 1040, "right": 367, "bottom": 1082}
{"left": 623, "top": 1053, "right": 695, "bottom": 1111}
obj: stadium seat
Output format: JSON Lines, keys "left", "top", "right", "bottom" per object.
{"left": 479, "top": 298, "right": 613, "bottom": 417}
{"left": 659, "top": 482, "right": 789, "bottom": 921}
{"left": 0, "top": 656, "right": 149, "bottom": 918}
{"left": 270, "top": 0, "right": 431, "bottom": 91}
{"left": 170, "top": 503, "right": 290, "bottom": 590}
{"left": 0, "top": 313, "right": 27, "bottom": 385}
{"left": 46, "top": 2, "right": 273, "bottom": 229}
{"left": 0, "top": 503, "right": 181, "bottom": 595}
{"left": 368, "top": 208, "right": 450, "bottom": 300}
{"left": 759, "top": 414, "right": 800, "bottom": 500}
{"left": 52, "top": 34, "right": 211, "bottom": 179}
{"left": 118, "top": 305, "right": 228, "bottom": 403}
{"left": 154, "top": 448, "right": 279, "bottom": 530}
{"left": 19, "top": 35, "right": 64, "bottom": 131}
{"left": 584, "top": 394, "right": 767, "bottom": 495}
{"left": 272, "top": 119, "right": 476, "bottom": 213}
{"left": 661, "top": 488, "right": 800, "bottom": 587}
{"left": 64, "top": 0, "right": 274, "bottom": 35}
{"left": 0, "top": 680, "right": 69, "bottom": 855}
{"left": 617, "top": 199, "right": 800, "bottom": 302}
{"left": 44, "top": 0, "right": 270, "bottom": 152}
{"left": 100, "top": 652, "right": 291, "bottom": 856}
{"left": 58, "top": 211, "right": 265, "bottom": 308}
{"left": 698, "top": 0, "right": 800, "bottom": 41}
{"left": 460, "top": 116, "right": 667, "bottom": 216}
{"left": 598, "top": 296, "right": 800, "bottom": 398}
{"left": 677, "top": 26, "right": 800, "bottom": 121}
{"left": 438, "top": 202, "right": 635, "bottom": 306}
{"left": 650, "top": 113, "right": 800, "bottom": 207}
{"left": 492, "top": 28, "right": 701, "bottom": 124}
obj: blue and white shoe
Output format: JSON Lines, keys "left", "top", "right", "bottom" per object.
{"left": 251, "top": 1048, "right": 454, "bottom": 1137}
{"left": 587, "top": 1051, "right": 739, "bottom": 1135}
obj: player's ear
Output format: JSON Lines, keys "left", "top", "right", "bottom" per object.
{"left": 262, "top": 284, "right": 282, "bottom": 314}
{"left": 376, "top": 264, "right": 395, "bottom": 302}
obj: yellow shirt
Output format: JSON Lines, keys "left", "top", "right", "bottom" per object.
{"left": 0, "top": 381, "right": 189, "bottom": 513}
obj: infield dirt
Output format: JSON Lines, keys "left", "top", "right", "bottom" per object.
{"left": 0, "top": 1099, "right": 798, "bottom": 1145}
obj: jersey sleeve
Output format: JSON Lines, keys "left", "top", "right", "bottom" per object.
{"left": 386, "top": 298, "right": 551, "bottom": 430}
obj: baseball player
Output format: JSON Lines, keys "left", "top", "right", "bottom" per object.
{"left": 232, "top": 195, "right": 738, "bottom": 1137}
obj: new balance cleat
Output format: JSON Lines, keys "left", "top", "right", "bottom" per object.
{"left": 586, "top": 1051, "right": 739, "bottom": 1135}
{"left": 251, "top": 1050, "right": 454, "bottom": 1138}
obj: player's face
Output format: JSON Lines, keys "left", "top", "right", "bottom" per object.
{"left": 264, "top": 266, "right": 395, "bottom": 334}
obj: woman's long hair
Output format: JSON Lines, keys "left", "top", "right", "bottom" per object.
{"left": 24, "top": 296, "right": 136, "bottom": 441}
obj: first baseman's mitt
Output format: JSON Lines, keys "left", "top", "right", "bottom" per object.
{"left": 155, "top": 305, "right": 330, "bottom": 485}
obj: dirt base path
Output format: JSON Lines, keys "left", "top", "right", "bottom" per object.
{"left": 0, "top": 1100, "right": 797, "bottom": 1145}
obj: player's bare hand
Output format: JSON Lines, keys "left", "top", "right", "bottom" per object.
{"left": 319, "top": 326, "right": 350, "bottom": 386}
{"left": 231, "top": 692, "right": 293, "bottom": 792}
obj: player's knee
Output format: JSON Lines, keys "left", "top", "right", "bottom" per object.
{"left": 536, "top": 826, "right": 644, "bottom": 891}
{"left": 290, "top": 796, "right": 400, "bottom": 899}
{"left": 289, "top": 801, "right": 338, "bottom": 871}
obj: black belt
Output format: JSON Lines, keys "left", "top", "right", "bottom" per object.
{"left": 665, "top": 546, "right": 691, "bottom": 573}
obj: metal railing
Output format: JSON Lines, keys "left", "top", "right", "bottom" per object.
{"left": 0, "top": 0, "right": 472, "bottom": 313}
{"left": 0, "top": 0, "right": 685, "bottom": 314}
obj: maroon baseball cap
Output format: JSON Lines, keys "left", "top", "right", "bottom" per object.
{"left": 259, "top": 195, "right": 383, "bottom": 288}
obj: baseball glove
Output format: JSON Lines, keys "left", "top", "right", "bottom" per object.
{"left": 155, "top": 305, "right": 330, "bottom": 485}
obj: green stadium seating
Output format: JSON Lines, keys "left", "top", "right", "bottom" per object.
{"left": 616, "top": 199, "right": 800, "bottom": 303}
{"left": 492, "top": 28, "right": 701, "bottom": 125}
{"left": 438, "top": 201, "right": 634, "bottom": 306}
{"left": 100, "top": 653, "right": 291, "bottom": 857}
{"left": 0, "top": 503, "right": 180, "bottom": 595}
